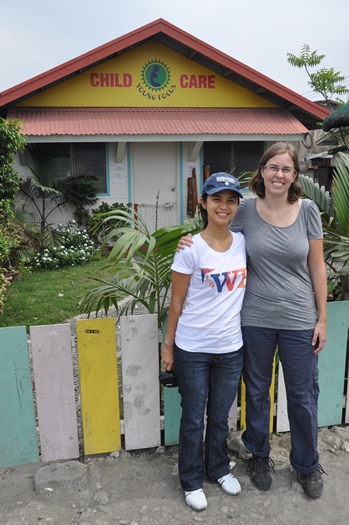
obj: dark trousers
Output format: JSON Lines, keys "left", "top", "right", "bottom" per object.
{"left": 241, "top": 326, "right": 319, "bottom": 475}
{"left": 174, "top": 345, "right": 243, "bottom": 491}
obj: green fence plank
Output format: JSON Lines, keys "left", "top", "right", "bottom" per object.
{"left": 164, "top": 386, "right": 181, "bottom": 446}
{"left": 318, "top": 301, "right": 349, "bottom": 427}
{"left": 162, "top": 317, "right": 181, "bottom": 445}
{"left": 0, "top": 326, "right": 39, "bottom": 468}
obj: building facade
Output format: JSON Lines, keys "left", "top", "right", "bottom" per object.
{"left": 0, "top": 19, "right": 330, "bottom": 232}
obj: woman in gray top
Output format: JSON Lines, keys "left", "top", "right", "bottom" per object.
{"left": 179, "top": 142, "right": 327, "bottom": 499}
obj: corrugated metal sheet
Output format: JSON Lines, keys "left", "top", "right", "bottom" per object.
{"left": 7, "top": 107, "right": 308, "bottom": 136}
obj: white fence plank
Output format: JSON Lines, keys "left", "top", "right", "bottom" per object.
{"left": 276, "top": 363, "right": 289, "bottom": 433}
{"left": 30, "top": 324, "right": 79, "bottom": 462}
{"left": 228, "top": 396, "right": 238, "bottom": 432}
{"left": 120, "top": 314, "right": 161, "bottom": 450}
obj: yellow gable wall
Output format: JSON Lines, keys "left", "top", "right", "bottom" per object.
{"left": 19, "top": 42, "right": 276, "bottom": 108}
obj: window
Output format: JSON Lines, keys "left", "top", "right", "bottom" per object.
{"left": 203, "top": 141, "right": 265, "bottom": 178}
{"left": 34, "top": 143, "right": 107, "bottom": 194}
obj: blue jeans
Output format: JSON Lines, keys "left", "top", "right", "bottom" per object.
{"left": 174, "top": 344, "right": 243, "bottom": 491}
{"left": 241, "top": 327, "right": 319, "bottom": 475}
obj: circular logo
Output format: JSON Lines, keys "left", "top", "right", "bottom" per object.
{"left": 141, "top": 60, "right": 171, "bottom": 91}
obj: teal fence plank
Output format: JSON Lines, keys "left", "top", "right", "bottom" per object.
{"left": 164, "top": 387, "right": 181, "bottom": 446}
{"left": 318, "top": 301, "right": 349, "bottom": 427}
{"left": 162, "top": 316, "right": 182, "bottom": 445}
{"left": 0, "top": 326, "right": 39, "bottom": 468}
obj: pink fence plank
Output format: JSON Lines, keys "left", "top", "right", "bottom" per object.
{"left": 30, "top": 324, "right": 79, "bottom": 462}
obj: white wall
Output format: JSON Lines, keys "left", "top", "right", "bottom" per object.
{"left": 12, "top": 140, "right": 203, "bottom": 232}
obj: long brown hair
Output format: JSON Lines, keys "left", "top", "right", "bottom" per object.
{"left": 199, "top": 195, "right": 208, "bottom": 228}
{"left": 249, "top": 142, "right": 301, "bottom": 203}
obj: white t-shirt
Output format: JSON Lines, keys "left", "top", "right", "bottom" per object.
{"left": 171, "top": 231, "right": 246, "bottom": 353}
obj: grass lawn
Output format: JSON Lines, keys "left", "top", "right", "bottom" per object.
{"left": 1, "top": 258, "right": 117, "bottom": 331}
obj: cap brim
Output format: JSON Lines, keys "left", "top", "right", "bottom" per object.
{"left": 206, "top": 187, "right": 243, "bottom": 198}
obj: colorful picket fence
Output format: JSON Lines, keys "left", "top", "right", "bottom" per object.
{"left": 0, "top": 302, "right": 349, "bottom": 469}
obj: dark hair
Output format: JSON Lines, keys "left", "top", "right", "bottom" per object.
{"left": 199, "top": 193, "right": 209, "bottom": 229}
{"left": 249, "top": 142, "right": 302, "bottom": 203}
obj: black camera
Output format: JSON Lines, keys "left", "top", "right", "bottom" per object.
{"left": 159, "top": 369, "right": 178, "bottom": 388}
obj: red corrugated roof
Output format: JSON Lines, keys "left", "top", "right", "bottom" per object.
{"left": 7, "top": 107, "right": 308, "bottom": 136}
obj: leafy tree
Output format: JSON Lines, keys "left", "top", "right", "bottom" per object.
{"left": 0, "top": 118, "right": 27, "bottom": 311}
{"left": 287, "top": 44, "right": 349, "bottom": 108}
{"left": 287, "top": 44, "right": 349, "bottom": 148}
{"left": 0, "top": 117, "right": 27, "bottom": 203}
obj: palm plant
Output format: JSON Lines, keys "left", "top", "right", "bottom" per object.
{"left": 19, "top": 147, "right": 66, "bottom": 249}
{"left": 60, "top": 174, "right": 99, "bottom": 227}
{"left": 299, "top": 151, "right": 349, "bottom": 300}
{"left": 79, "top": 196, "right": 203, "bottom": 329}
{"left": 19, "top": 146, "right": 100, "bottom": 249}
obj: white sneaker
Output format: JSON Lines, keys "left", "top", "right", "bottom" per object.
{"left": 184, "top": 488, "right": 208, "bottom": 511}
{"left": 217, "top": 473, "right": 241, "bottom": 495}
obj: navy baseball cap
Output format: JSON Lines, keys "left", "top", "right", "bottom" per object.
{"left": 202, "top": 172, "right": 243, "bottom": 199}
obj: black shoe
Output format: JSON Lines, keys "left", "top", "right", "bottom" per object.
{"left": 297, "top": 464, "right": 326, "bottom": 499}
{"left": 246, "top": 456, "right": 275, "bottom": 491}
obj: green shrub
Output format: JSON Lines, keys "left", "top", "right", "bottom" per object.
{"left": 84, "top": 201, "right": 132, "bottom": 242}
{"left": 0, "top": 117, "right": 26, "bottom": 201}
{"left": 33, "top": 221, "right": 96, "bottom": 269}
{"left": 0, "top": 272, "right": 11, "bottom": 314}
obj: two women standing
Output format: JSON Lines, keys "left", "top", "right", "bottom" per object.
{"left": 166, "top": 141, "right": 327, "bottom": 510}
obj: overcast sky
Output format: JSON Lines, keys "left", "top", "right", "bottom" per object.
{"left": 1, "top": 0, "right": 348, "bottom": 101}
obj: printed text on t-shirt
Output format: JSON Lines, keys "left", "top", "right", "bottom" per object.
{"left": 201, "top": 268, "right": 246, "bottom": 292}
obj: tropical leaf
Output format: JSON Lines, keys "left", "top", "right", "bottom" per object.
{"left": 331, "top": 152, "right": 349, "bottom": 236}
{"left": 299, "top": 165, "right": 349, "bottom": 300}
{"left": 298, "top": 174, "right": 333, "bottom": 219}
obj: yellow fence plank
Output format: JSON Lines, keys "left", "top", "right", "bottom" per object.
{"left": 76, "top": 318, "right": 121, "bottom": 455}
{"left": 240, "top": 381, "right": 246, "bottom": 430}
{"left": 240, "top": 354, "right": 276, "bottom": 434}
{"left": 269, "top": 355, "right": 276, "bottom": 434}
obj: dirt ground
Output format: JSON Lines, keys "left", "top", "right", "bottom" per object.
{"left": 1, "top": 426, "right": 349, "bottom": 525}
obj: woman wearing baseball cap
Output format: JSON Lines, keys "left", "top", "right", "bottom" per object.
{"left": 162, "top": 173, "right": 246, "bottom": 511}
